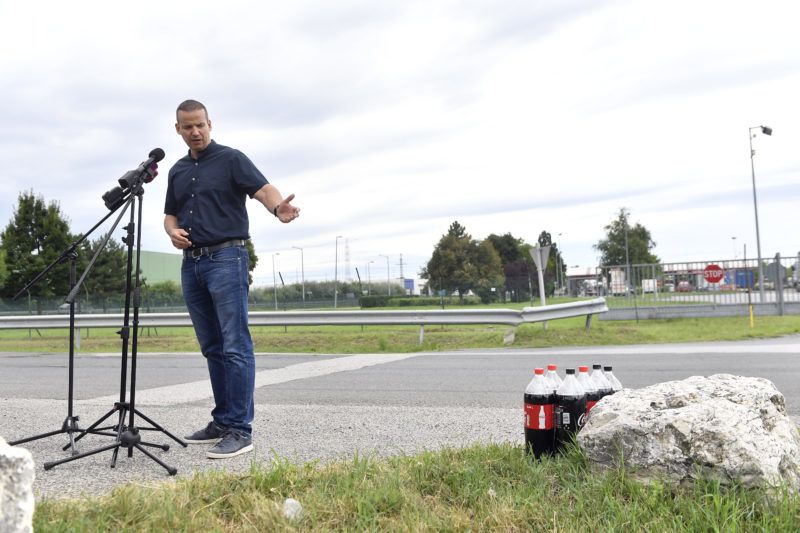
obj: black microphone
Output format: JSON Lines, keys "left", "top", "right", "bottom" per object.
{"left": 138, "top": 148, "right": 166, "bottom": 171}
{"left": 118, "top": 148, "right": 165, "bottom": 189}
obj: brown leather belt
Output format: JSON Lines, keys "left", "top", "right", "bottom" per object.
{"left": 184, "top": 239, "right": 246, "bottom": 259}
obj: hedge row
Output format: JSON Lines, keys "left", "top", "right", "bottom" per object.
{"left": 359, "top": 295, "right": 481, "bottom": 308}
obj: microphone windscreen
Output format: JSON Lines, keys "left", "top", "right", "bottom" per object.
{"left": 149, "top": 148, "right": 166, "bottom": 162}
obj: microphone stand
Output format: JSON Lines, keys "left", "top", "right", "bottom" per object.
{"left": 9, "top": 205, "right": 126, "bottom": 453}
{"left": 43, "top": 172, "right": 186, "bottom": 475}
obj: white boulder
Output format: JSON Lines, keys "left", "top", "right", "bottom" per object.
{"left": 577, "top": 374, "right": 800, "bottom": 488}
{"left": 0, "top": 436, "right": 35, "bottom": 533}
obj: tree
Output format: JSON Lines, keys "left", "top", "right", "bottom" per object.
{"left": 245, "top": 239, "right": 258, "bottom": 285}
{"left": 486, "top": 233, "right": 524, "bottom": 265}
{"left": 0, "top": 191, "right": 74, "bottom": 302}
{"left": 77, "top": 233, "right": 128, "bottom": 301}
{"left": 420, "top": 221, "right": 505, "bottom": 302}
{"left": 594, "top": 208, "right": 659, "bottom": 266}
{"left": 0, "top": 249, "right": 7, "bottom": 292}
{"left": 471, "top": 239, "right": 504, "bottom": 303}
{"left": 536, "top": 230, "right": 566, "bottom": 296}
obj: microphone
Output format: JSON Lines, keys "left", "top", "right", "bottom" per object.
{"left": 104, "top": 148, "right": 166, "bottom": 210}
{"left": 118, "top": 148, "right": 165, "bottom": 189}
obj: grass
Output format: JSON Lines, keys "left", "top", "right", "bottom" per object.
{"left": 2, "top": 314, "right": 799, "bottom": 354}
{"left": 13, "top": 309, "right": 800, "bottom": 531}
{"left": 33, "top": 444, "right": 800, "bottom": 532}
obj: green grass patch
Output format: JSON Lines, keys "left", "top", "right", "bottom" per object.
{"left": 33, "top": 444, "right": 800, "bottom": 532}
{"left": 2, "top": 315, "right": 799, "bottom": 354}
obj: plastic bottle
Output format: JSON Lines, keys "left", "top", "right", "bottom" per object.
{"left": 577, "top": 365, "right": 600, "bottom": 413}
{"left": 544, "top": 364, "right": 563, "bottom": 392}
{"left": 524, "top": 368, "right": 555, "bottom": 458}
{"left": 591, "top": 364, "right": 613, "bottom": 399}
{"left": 603, "top": 365, "right": 623, "bottom": 392}
{"left": 553, "top": 368, "right": 586, "bottom": 453}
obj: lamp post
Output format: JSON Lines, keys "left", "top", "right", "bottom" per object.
{"left": 366, "top": 260, "right": 374, "bottom": 295}
{"left": 272, "top": 252, "right": 280, "bottom": 311}
{"left": 749, "top": 124, "right": 772, "bottom": 302}
{"left": 623, "top": 209, "right": 631, "bottom": 295}
{"left": 292, "top": 246, "right": 305, "bottom": 307}
{"left": 334, "top": 235, "right": 342, "bottom": 308}
{"left": 731, "top": 236, "right": 737, "bottom": 260}
{"left": 380, "top": 254, "right": 391, "bottom": 295}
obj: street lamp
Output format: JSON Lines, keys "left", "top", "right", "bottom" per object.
{"left": 366, "top": 260, "right": 374, "bottom": 295}
{"left": 380, "top": 254, "right": 391, "bottom": 295}
{"left": 334, "top": 235, "right": 342, "bottom": 308}
{"left": 272, "top": 252, "right": 280, "bottom": 311}
{"left": 731, "top": 236, "right": 737, "bottom": 260}
{"left": 292, "top": 246, "right": 305, "bottom": 307}
{"left": 749, "top": 124, "right": 772, "bottom": 302}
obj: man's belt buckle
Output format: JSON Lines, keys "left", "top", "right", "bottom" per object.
{"left": 190, "top": 247, "right": 204, "bottom": 259}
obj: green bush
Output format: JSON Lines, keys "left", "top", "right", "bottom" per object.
{"left": 359, "top": 295, "right": 392, "bottom": 308}
{"left": 359, "top": 295, "right": 482, "bottom": 308}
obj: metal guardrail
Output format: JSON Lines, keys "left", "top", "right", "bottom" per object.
{"left": 0, "top": 298, "right": 607, "bottom": 343}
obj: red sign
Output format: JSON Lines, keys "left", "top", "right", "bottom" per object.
{"left": 703, "top": 264, "right": 725, "bottom": 283}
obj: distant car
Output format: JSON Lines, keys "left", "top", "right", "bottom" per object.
{"left": 663, "top": 282, "right": 675, "bottom": 292}
{"left": 676, "top": 281, "right": 692, "bottom": 292}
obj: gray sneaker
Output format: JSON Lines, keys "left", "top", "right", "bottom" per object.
{"left": 184, "top": 421, "right": 225, "bottom": 444}
{"left": 206, "top": 429, "right": 253, "bottom": 459}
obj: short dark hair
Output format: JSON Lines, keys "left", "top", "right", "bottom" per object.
{"left": 176, "top": 99, "right": 208, "bottom": 121}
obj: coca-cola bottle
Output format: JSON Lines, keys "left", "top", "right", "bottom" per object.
{"left": 544, "top": 364, "right": 563, "bottom": 391}
{"left": 577, "top": 365, "right": 600, "bottom": 413}
{"left": 591, "top": 364, "right": 613, "bottom": 399}
{"left": 524, "top": 368, "right": 555, "bottom": 458}
{"left": 603, "top": 365, "right": 623, "bottom": 392}
{"left": 554, "top": 368, "right": 586, "bottom": 453}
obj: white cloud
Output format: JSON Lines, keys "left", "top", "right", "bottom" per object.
{"left": 0, "top": 0, "right": 798, "bottom": 288}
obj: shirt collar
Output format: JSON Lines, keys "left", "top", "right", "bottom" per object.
{"left": 189, "top": 139, "right": 218, "bottom": 160}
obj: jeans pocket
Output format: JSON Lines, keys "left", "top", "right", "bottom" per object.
{"left": 210, "top": 248, "right": 241, "bottom": 263}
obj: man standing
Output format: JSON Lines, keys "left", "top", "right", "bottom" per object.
{"left": 164, "top": 99, "right": 299, "bottom": 459}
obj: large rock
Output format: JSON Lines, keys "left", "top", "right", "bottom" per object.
{"left": 577, "top": 374, "right": 800, "bottom": 489}
{"left": 0, "top": 436, "right": 35, "bottom": 533}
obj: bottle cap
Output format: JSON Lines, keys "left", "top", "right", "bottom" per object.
{"left": 547, "top": 364, "right": 557, "bottom": 370}
{"left": 604, "top": 366, "right": 613, "bottom": 371}
{"left": 592, "top": 364, "right": 602, "bottom": 369}
{"left": 578, "top": 365, "right": 589, "bottom": 372}
{"left": 565, "top": 368, "right": 575, "bottom": 374}
{"left": 534, "top": 368, "right": 544, "bottom": 375}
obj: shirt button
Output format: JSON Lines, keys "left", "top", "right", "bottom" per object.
{"left": 189, "top": 210, "right": 193, "bottom": 214}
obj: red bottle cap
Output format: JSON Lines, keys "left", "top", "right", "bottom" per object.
{"left": 534, "top": 368, "right": 544, "bottom": 375}
{"left": 578, "top": 365, "right": 589, "bottom": 372}
{"left": 547, "top": 364, "right": 557, "bottom": 370}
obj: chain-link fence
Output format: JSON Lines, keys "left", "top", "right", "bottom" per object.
{"left": 569, "top": 252, "right": 800, "bottom": 319}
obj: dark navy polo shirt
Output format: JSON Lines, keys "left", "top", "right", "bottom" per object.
{"left": 164, "top": 140, "right": 269, "bottom": 248}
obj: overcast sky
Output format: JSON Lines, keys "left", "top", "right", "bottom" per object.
{"left": 1, "top": 0, "right": 798, "bottom": 287}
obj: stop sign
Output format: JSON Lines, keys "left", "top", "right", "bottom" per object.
{"left": 703, "top": 264, "right": 724, "bottom": 283}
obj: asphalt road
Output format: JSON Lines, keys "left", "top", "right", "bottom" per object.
{"left": 1, "top": 336, "right": 799, "bottom": 500}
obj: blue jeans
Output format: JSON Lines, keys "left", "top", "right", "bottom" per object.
{"left": 181, "top": 246, "right": 254, "bottom": 435}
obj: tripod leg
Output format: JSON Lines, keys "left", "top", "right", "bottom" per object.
{"left": 44, "top": 443, "right": 121, "bottom": 471}
{"left": 10, "top": 428, "right": 67, "bottom": 446}
{"left": 110, "top": 406, "right": 129, "bottom": 468}
{"left": 67, "top": 429, "right": 79, "bottom": 456}
{"left": 133, "top": 408, "right": 188, "bottom": 447}
{"left": 63, "top": 406, "right": 119, "bottom": 451}
{"left": 138, "top": 440, "right": 170, "bottom": 451}
{"left": 134, "top": 443, "right": 177, "bottom": 476}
